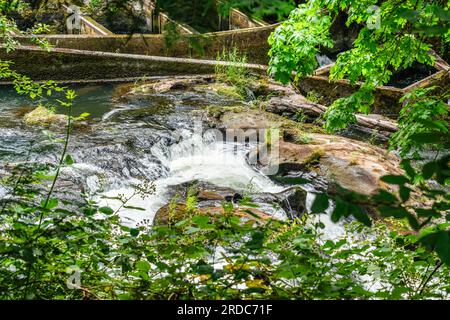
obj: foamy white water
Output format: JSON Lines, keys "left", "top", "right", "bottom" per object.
{"left": 98, "top": 131, "right": 285, "bottom": 225}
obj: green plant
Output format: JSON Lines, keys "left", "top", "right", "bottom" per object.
{"left": 306, "top": 90, "right": 321, "bottom": 104}
{"left": 268, "top": 3, "right": 333, "bottom": 84}
{"left": 215, "top": 47, "right": 254, "bottom": 98}
{"left": 221, "top": 0, "right": 297, "bottom": 22}
{"left": 268, "top": 0, "right": 449, "bottom": 132}
{"left": 294, "top": 133, "right": 313, "bottom": 145}
{"left": 390, "top": 87, "right": 449, "bottom": 158}
{"left": 1, "top": 0, "right": 450, "bottom": 301}
{"left": 294, "top": 109, "right": 307, "bottom": 123}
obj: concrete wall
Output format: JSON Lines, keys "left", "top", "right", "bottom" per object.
{"left": 0, "top": 46, "right": 267, "bottom": 81}
{"left": 13, "top": 24, "right": 277, "bottom": 65}
{"left": 229, "top": 9, "right": 267, "bottom": 30}
{"left": 79, "top": 16, "right": 114, "bottom": 35}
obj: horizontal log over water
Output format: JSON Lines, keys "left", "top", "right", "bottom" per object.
{"left": 0, "top": 45, "right": 268, "bottom": 81}
{"left": 267, "top": 96, "right": 398, "bottom": 133}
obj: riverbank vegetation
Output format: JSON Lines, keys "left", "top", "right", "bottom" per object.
{"left": 0, "top": 0, "right": 449, "bottom": 300}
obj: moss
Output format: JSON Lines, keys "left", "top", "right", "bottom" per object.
{"left": 206, "top": 105, "right": 243, "bottom": 118}
{"left": 294, "top": 133, "right": 313, "bottom": 145}
{"left": 23, "top": 106, "right": 67, "bottom": 127}
{"left": 212, "top": 83, "right": 244, "bottom": 99}
{"left": 304, "top": 148, "right": 325, "bottom": 167}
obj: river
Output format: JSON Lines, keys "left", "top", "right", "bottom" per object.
{"left": 0, "top": 79, "right": 344, "bottom": 237}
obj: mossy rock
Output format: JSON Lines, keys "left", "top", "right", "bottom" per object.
{"left": 154, "top": 202, "right": 274, "bottom": 225}
{"left": 197, "top": 83, "right": 244, "bottom": 100}
{"left": 23, "top": 106, "right": 67, "bottom": 127}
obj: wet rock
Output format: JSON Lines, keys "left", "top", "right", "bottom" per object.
{"left": 51, "top": 178, "right": 89, "bottom": 210}
{"left": 197, "top": 190, "right": 225, "bottom": 201}
{"left": 216, "top": 107, "right": 401, "bottom": 197}
{"left": 195, "top": 83, "right": 244, "bottom": 100}
{"left": 252, "top": 186, "right": 308, "bottom": 219}
{"left": 165, "top": 180, "right": 241, "bottom": 203}
{"left": 161, "top": 180, "right": 308, "bottom": 223}
{"left": 279, "top": 187, "right": 308, "bottom": 218}
{"left": 252, "top": 136, "right": 401, "bottom": 196}
{"left": 153, "top": 203, "right": 188, "bottom": 225}
{"left": 0, "top": 162, "right": 88, "bottom": 213}
{"left": 272, "top": 170, "right": 328, "bottom": 193}
{"left": 220, "top": 111, "right": 270, "bottom": 130}
{"left": 217, "top": 106, "right": 321, "bottom": 134}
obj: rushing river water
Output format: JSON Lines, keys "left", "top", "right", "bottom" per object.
{"left": 0, "top": 80, "right": 344, "bottom": 237}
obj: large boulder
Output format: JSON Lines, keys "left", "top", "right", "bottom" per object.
{"left": 218, "top": 108, "right": 401, "bottom": 196}
{"left": 251, "top": 136, "right": 401, "bottom": 196}
{"left": 154, "top": 180, "right": 309, "bottom": 224}
{"left": 164, "top": 180, "right": 241, "bottom": 203}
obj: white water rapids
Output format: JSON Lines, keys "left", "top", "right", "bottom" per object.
{"left": 93, "top": 128, "right": 345, "bottom": 239}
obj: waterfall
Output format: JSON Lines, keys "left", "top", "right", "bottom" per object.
{"left": 97, "top": 128, "right": 286, "bottom": 224}
{"left": 316, "top": 54, "right": 334, "bottom": 67}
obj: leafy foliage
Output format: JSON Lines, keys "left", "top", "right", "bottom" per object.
{"left": 390, "top": 87, "right": 449, "bottom": 158}
{"left": 1, "top": 169, "right": 449, "bottom": 299}
{"left": 310, "top": 152, "right": 450, "bottom": 266}
{"left": 223, "top": 0, "right": 297, "bottom": 22}
{"left": 268, "top": 0, "right": 449, "bottom": 132}
{"left": 268, "top": 3, "right": 333, "bottom": 84}
{"left": 215, "top": 47, "right": 255, "bottom": 98}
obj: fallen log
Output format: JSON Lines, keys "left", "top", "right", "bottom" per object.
{"left": 266, "top": 96, "right": 398, "bottom": 133}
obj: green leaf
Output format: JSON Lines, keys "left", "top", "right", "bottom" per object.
{"left": 378, "top": 205, "right": 408, "bottom": 218}
{"left": 331, "top": 199, "right": 348, "bottom": 222}
{"left": 246, "top": 230, "right": 265, "bottom": 250}
{"left": 42, "top": 198, "right": 58, "bottom": 209}
{"left": 372, "top": 190, "right": 398, "bottom": 204}
{"left": 130, "top": 228, "right": 139, "bottom": 237}
{"left": 401, "top": 160, "right": 416, "bottom": 180}
{"left": 411, "top": 133, "right": 444, "bottom": 144}
{"left": 272, "top": 176, "right": 310, "bottom": 185}
{"left": 406, "top": 214, "right": 420, "bottom": 231}
{"left": 99, "top": 207, "right": 114, "bottom": 215}
{"left": 399, "top": 186, "right": 411, "bottom": 202}
{"left": 243, "top": 209, "right": 263, "bottom": 220}
{"left": 416, "top": 208, "right": 440, "bottom": 218}
{"left": 65, "top": 154, "right": 74, "bottom": 166}
{"left": 350, "top": 204, "right": 371, "bottom": 227}
{"left": 135, "top": 260, "right": 150, "bottom": 272}
{"left": 436, "top": 231, "right": 450, "bottom": 265}
{"left": 123, "top": 205, "right": 146, "bottom": 211}
{"left": 380, "top": 175, "right": 409, "bottom": 185}
{"left": 193, "top": 260, "right": 214, "bottom": 275}
{"left": 422, "top": 162, "right": 438, "bottom": 180}
{"left": 193, "top": 215, "right": 210, "bottom": 228}
{"left": 311, "top": 193, "right": 329, "bottom": 213}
